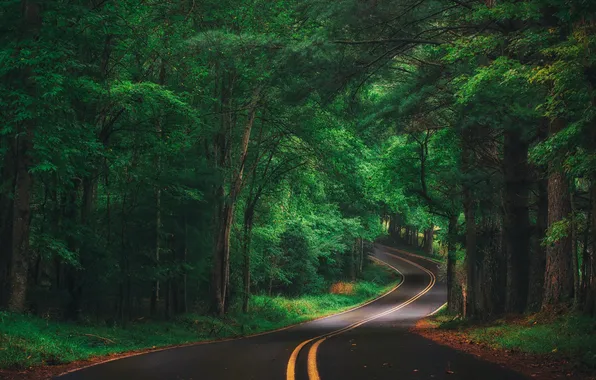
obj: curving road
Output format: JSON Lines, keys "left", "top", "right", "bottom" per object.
{"left": 56, "top": 245, "right": 527, "bottom": 380}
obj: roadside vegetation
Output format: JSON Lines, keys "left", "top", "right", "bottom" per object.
{"left": 0, "top": 260, "right": 398, "bottom": 370}
{"left": 425, "top": 311, "right": 596, "bottom": 370}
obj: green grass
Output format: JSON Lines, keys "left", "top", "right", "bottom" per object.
{"left": 0, "top": 260, "right": 399, "bottom": 370}
{"left": 431, "top": 312, "right": 596, "bottom": 369}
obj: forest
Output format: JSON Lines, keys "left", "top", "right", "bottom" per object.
{"left": 1, "top": 0, "right": 596, "bottom": 376}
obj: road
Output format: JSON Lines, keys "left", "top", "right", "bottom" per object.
{"left": 57, "top": 245, "right": 527, "bottom": 380}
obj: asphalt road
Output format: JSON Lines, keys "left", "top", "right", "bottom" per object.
{"left": 57, "top": 245, "right": 527, "bottom": 380}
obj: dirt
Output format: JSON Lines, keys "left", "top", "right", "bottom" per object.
{"left": 412, "top": 318, "right": 595, "bottom": 380}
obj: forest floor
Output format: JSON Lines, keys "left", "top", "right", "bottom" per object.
{"left": 413, "top": 310, "right": 596, "bottom": 380}
{"left": 0, "top": 260, "right": 399, "bottom": 379}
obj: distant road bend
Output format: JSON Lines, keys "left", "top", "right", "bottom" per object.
{"left": 57, "top": 245, "right": 527, "bottom": 380}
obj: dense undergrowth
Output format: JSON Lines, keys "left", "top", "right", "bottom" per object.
{"left": 430, "top": 311, "right": 596, "bottom": 369}
{"left": 0, "top": 260, "right": 398, "bottom": 370}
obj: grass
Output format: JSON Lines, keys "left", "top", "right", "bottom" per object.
{"left": 430, "top": 311, "right": 596, "bottom": 369}
{"left": 0, "top": 260, "right": 399, "bottom": 370}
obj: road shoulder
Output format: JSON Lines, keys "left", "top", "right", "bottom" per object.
{"left": 412, "top": 316, "right": 594, "bottom": 380}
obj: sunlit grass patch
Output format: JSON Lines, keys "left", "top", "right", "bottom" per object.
{"left": 330, "top": 282, "right": 355, "bottom": 295}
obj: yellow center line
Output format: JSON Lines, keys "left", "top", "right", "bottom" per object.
{"left": 285, "top": 251, "right": 437, "bottom": 380}
{"left": 285, "top": 256, "right": 405, "bottom": 380}
{"left": 307, "top": 255, "right": 435, "bottom": 380}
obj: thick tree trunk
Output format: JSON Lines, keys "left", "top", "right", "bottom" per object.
{"left": 584, "top": 184, "right": 596, "bottom": 316}
{"left": 543, "top": 119, "right": 574, "bottom": 309}
{"left": 528, "top": 178, "right": 548, "bottom": 310}
{"left": 478, "top": 210, "right": 506, "bottom": 317}
{"left": 212, "top": 202, "right": 233, "bottom": 315}
{"left": 7, "top": 0, "right": 41, "bottom": 313}
{"left": 446, "top": 214, "right": 459, "bottom": 313}
{"left": 571, "top": 191, "right": 580, "bottom": 306}
{"left": 503, "top": 128, "right": 530, "bottom": 313}
{"left": 8, "top": 131, "right": 34, "bottom": 312}
{"left": 463, "top": 190, "right": 477, "bottom": 318}
{"left": 462, "top": 127, "right": 477, "bottom": 318}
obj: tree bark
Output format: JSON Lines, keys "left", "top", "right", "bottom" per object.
{"left": 542, "top": 119, "right": 574, "bottom": 309}
{"left": 7, "top": 1, "right": 42, "bottom": 312}
{"left": 503, "top": 128, "right": 530, "bottom": 313}
{"left": 462, "top": 127, "right": 477, "bottom": 318}
{"left": 585, "top": 184, "right": 596, "bottom": 316}
{"left": 528, "top": 178, "right": 548, "bottom": 310}
{"left": 446, "top": 214, "right": 459, "bottom": 313}
{"left": 8, "top": 128, "right": 34, "bottom": 312}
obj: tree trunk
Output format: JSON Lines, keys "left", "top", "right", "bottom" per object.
{"left": 424, "top": 225, "right": 434, "bottom": 256}
{"left": 150, "top": 181, "right": 161, "bottom": 316}
{"left": 242, "top": 205, "right": 254, "bottom": 313}
{"left": 64, "top": 180, "right": 81, "bottom": 320}
{"left": 571, "top": 191, "right": 580, "bottom": 306}
{"left": 182, "top": 216, "right": 188, "bottom": 314}
{"left": 150, "top": 60, "right": 165, "bottom": 316}
{"left": 358, "top": 238, "right": 364, "bottom": 277}
{"left": 8, "top": 130, "right": 34, "bottom": 312}
{"left": 503, "top": 128, "right": 530, "bottom": 313}
{"left": 0, "top": 141, "right": 16, "bottom": 309}
{"left": 528, "top": 178, "right": 548, "bottom": 310}
{"left": 463, "top": 192, "right": 477, "bottom": 318}
{"left": 462, "top": 127, "right": 477, "bottom": 318}
{"left": 7, "top": 0, "right": 41, "bottom": 313}
{"left": 585, "top": 184, "right": 596, "bottom": 316}
{"left": 446, "top": 214, "right": 459, "bottom": 313}
{"left": 542, "top": 119, "right": 574, "bottom": 309}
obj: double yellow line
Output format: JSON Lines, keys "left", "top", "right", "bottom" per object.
{"left": 286, "top": 252, "right": 436, "bottom": 380}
